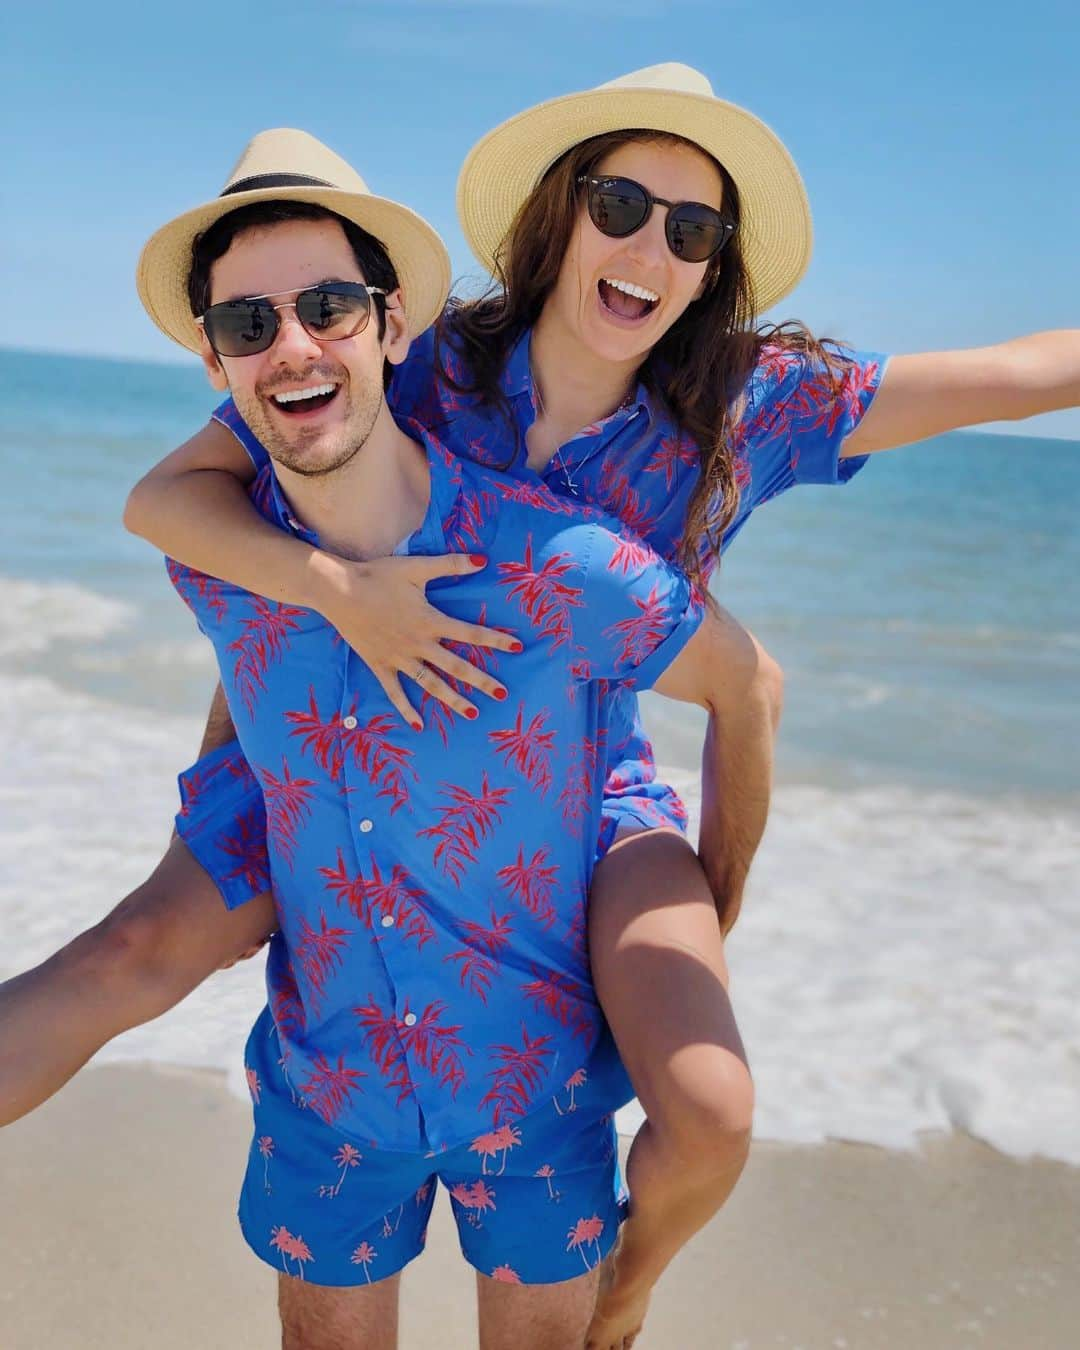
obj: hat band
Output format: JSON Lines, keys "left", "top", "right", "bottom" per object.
{"left": 220, "top": 171, "right": 336, "bottom": 197}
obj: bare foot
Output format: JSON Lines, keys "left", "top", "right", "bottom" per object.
{"left": 584, "top": 1237, "right": 653, "bottom": 1350}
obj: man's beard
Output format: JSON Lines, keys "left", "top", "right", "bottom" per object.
{"left": 237, "top": 365, "right": 383, "bottom": 478}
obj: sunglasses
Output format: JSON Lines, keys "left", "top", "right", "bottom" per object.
{"left": 577, "top": 174, "right": 735, "bottom": 264}
{"left": 197, "top": 282, "right": 388, "bottom": 358}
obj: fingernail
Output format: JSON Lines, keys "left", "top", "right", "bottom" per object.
{"left": 411, "top": 720, "right": 423, "bottom": 732}
{"left": 508, "top": 640, "right": 524, "bottom": 653}
{"left": 493, "top": 687, "right": 508, "bottom": 701}
{"left": 469, "top": 554, "right": 487, "bottom": 566}
{"left": 464, "top": 707, "right": 479, "bottom": 720}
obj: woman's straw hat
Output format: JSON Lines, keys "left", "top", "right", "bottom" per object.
{"left": 137, "top": 128, "right": 451, "bottom": 353}
{"left": 457, "top": 63, "right": 812, "bottom": 310}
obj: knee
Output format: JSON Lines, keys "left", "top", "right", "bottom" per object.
{"left": 656, "top": 1055, "right": 755, "bottom": 1176}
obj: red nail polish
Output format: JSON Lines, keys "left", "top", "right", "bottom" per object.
{"left": 509, "top": 640, "right": 524, "bottom": 653}
{"left": 469, "top": 554, "right": 487, "bottom": 566}
{"left": 465, "top": 707, "right": 478, "bottom": 720}
{"left": 411, "top": 720, "right": 423, "bottom": 732}
{"left": 493, "top": 687, "right": 508, "bottom": 701}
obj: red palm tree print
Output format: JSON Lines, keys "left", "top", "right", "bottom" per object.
{"left": 557, "top": 736, "right": 603, "bottom": 837}
{"left": 319, "top": 851, "right": 434, "bottom": 949}
{"left": 419, "top": 605, "right": 497, "bottom": 746}
{"left": 319, "top": 1142, "right": 362, "bottom": 1198}
{"left": 227, "top": 595, "right": 307, "bottom": 719}
{"left": 520, "top": 970, "right": 594, "bottom": 1046}
{"left": 595, "top": 460, "right": 654, "bottom": 538}
{"left": 553, "top": 1067, "right": 588, "bottom": 1115}
{"left": 218, "top": 806, "right": 272, "bottom": 892}
{"left": 491, "top": 478, "right": 579, "bottom": 516}
{"left": 259, "top": 757, "right": 316, "bottom": 870}
{"left": 644, "top": 432, "right": 698, "bottom": 489}
{"left": 497, "top": 845, "right": 559, "bottom": 928}
{"left": 269, "top": 961, "right": 305, "bottom": 1038}
{"left": 497, "top": 536, "right": 583, "bottom": 650}
{"left": 350, "top": 1240, "right": 377, "bottom": 1282}
{"left": 285, "top": 685, "right": 345, "bottom": 782}
{"left": 603, "top": 583, "right": 672, "bottom": 669}
{"left": 534, "top": 1164, "right": 561, "bottom": 1203}
{"left": 480, "top": 1026, "right": 554, "bottom": 1124}
{"left": 606, "top": 534, "right": 659, "bottom": 576}
{"left": 398, "top": 1000, "right": 471, "bottom": 1098}
{"left": 490, "top": 1264, "right": 522, "bottom": 1283}
{"left": 566, "top": 1215, "right": 605, "bottom": 1270}
{"left": 258, "top": 1135, "right": 274, "bottom": 1193}
{"left": 488, "top": 704, "right": 555, "bottom": 796}
{"left": 341, "top": 712, "right": 416, "bottom": 813}
{"left": 166, "top": 558, "right": 228, "bottom": 624}
{"left": 353, "top": 998, "right": 416, "bottom": 1107}
{"left": 270, "top": 1225, "right": 314, "bottom": 1279}
{"left": 418, "top": 772, "right": 512, "bottom": 885}
{"left": 443, "top": 944, "right": 496, "bottom": 1003}
{"left": 294, "top": 910, "right": 351, "bottom": 1011}
{"left": 297, "top": 1051, "right": 365, "bottom": 1125}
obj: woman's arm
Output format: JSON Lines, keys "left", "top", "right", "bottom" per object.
{"left": 125, "top": 420, "right": 521, "bottom": 726}
{"left": 842, "top": 329, "right": 1080, "bottom": 457}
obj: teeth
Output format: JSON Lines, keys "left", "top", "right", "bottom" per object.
{"left": 602, "top": 278, "right": 660, "bottom": 304}
{"left": 272, "top": 383, "right": 337, "bottom": 405}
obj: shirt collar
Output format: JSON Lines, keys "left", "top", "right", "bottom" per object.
{"left": 254, "top": 423, "right": 462, "bottom": 557}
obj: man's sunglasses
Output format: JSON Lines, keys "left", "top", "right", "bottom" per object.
{"left": 577, "top": 174, "right": 735, "bottom": 264}
{"left": 197, "top": 283, "right": 387, "bottom": 358}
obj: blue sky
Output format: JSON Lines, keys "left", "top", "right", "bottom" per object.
{"left": 6, "top": 0, "right": 1079, "bottom": 435}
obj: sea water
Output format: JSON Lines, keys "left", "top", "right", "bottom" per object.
{"left": 2, "top": 348, "right": 1078, "bottom": 1162}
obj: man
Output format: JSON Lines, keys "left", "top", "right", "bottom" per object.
{"left": 0, "top": 131, "right": 738, "bottom": 1350}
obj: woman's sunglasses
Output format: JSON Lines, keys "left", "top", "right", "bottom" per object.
{"left": 577, "top": 174, "right": 735, "bottom": 264}
{"left": 197, "top": 282, "right": 387, "bottom": 358}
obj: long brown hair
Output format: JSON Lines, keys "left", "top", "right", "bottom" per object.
{"left": 439, "top": 130, "right": 851, "bottom": 594}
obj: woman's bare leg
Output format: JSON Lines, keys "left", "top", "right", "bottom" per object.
{"left": 0, "top": 836, "right": 276, "bottom": 1125}
{"left": 584, "top": 829, "right": 753, "bottom": 1350}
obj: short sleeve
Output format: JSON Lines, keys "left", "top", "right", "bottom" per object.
{"left": 570, "top": 520, "right": 704, "bottom": 690}
{"left": 744, "top": 345, "right": 889, "bottom": 494}
{"left": 175, "top": 739, "right": 270, "bottom": 909}
{"left": 212, "top": 397, "right": 270, "bottom": 472}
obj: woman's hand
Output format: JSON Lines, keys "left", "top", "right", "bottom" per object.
{"left": 309, "top": 550, "right": 522, "bottom": 728}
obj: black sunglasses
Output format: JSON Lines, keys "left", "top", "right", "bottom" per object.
{"left": 577, "top": 174, "right": 735, "bottom": 264}
{"left": 198, "top": 282, "right": 387, "bottom": 358}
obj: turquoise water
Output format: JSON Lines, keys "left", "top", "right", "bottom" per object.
{"left": 6, "top": 344, "right": 1075, "bottom": 798}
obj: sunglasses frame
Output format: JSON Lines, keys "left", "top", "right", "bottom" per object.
{"left": 197, "top": 282, "right": 388, "bottom": 357}
{"left": 577, "top": 174, "right": 735, "bottom": 263}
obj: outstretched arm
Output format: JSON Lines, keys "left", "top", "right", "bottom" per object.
{"left": 0, "top": 838, "right": 276, "bottom": 1127}
{"left": 652, "top": 605, "right": 783, "bottom": 935}
{"left": 843, "top": 330, "right": 1080, "bottom": 457}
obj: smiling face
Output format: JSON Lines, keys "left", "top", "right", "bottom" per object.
{"left": 199, "top": 216, "right": 406, "bottom": 477}
{"left": 544, "top": 138, "right": 726, "bottom": 368}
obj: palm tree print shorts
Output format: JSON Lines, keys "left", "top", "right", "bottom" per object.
{"left": 238, "top": 1012, "right": 628, "bottom": 1286}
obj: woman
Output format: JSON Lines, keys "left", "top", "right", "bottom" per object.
{"left": 15, "top": 64, "right": 1080, "bottom": 1350}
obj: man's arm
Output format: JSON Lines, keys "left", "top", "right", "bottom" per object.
{"left": 197, "top": 679, "right": 237, "bottom": 757}
{"left": 842, "top": 330, "right": 1080, "bottom": 457}
{"left": 652, "top": 606, "right": 783, "bottom": 935}
{"left": 0, "top": 837, "right": 276, "bottom": 1127}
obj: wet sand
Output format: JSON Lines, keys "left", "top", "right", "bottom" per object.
{"left": 1, "top": 1064, "right": 1076, "bottom": 1348}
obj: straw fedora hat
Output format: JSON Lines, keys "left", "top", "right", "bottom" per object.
{"left": 457, "top": 63, "right": 812, "bottom": 311}
{"left": 138, "top": 128, "right": 451, "bottom": 353}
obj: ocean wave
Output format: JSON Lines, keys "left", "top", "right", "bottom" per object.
{"left": 0, "top": 576, "right": 134, "bottom": 658}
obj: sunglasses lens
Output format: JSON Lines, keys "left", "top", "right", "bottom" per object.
{"left": 588, "top": 177, "right": 649, "bottom": 237}
{"left": 204, "top": 300, "right": 276, "bottom": 357}
{"left": 295, "top": 285, "right": 372, "bottom": 340}
{"left": 666, "top": 203, "right": 731, "bottom": 263}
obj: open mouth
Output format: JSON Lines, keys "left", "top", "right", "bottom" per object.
{"left": 598, "top": 277, "right": 660, "bottom": 322}
{"left": 268, "top": 382, "right": 341, "bottom": 416}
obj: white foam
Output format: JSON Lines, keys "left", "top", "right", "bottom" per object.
{"left": 0, "top": 577, "right": 134, "bottom": 657}
{"left": 2, "top": 684, "right": 1078, "bottom": 1164}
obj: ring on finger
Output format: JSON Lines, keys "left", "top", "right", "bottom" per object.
{"left": 413, "top": 661, "right": 428, "bottom": 684}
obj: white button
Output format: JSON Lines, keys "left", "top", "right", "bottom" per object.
{"left": 342, "top": 715, "right": 358, "bottom": 730}
{"left": 359, "top": 819, "right": 373, "bottom": 834}
{"left": 380, "top": 914, "right": 395, "bottom": 928}
{"left": 287, "top": 516, "right": 301, "bottom": 531}
{"left": 403, "top": 1012, "right": 417, "bottom": 1027}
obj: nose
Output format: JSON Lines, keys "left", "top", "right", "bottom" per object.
{"left": 268, "top": 303, "right": 324, "bottom": 365}
{"left": 624, "top": 205, "right": 670, "bottom": 270}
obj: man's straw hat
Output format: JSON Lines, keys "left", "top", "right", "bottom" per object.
{"left": 457, "top": 63, "right": 812, "bottom": 310}
{"left": 137, "top": 128, "right": 451, "bottom": 353}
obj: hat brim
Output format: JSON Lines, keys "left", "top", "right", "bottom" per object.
{"left": 137, "top": 187, "right": 451, "bottom": 353}
{"left": 457, "top": 85, "right": 812, "bottom": 312}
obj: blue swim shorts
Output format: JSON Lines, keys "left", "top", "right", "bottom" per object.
{"left": 238, "top": 1010, "right": 627, "bottom": 1287}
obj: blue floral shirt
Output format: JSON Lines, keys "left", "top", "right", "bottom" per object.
{"left": 170, "top": 423, "right": 702, "bottom": 1151}
{"left": 184, "top": 316, "right": 885, "bottom": 854}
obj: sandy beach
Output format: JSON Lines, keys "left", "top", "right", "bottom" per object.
{"left": 1, "top": 1064, "right": 1076, "bottom": 1349}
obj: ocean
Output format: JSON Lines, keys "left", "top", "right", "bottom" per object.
{"left": 3, "top": 346, "right": 1078, "bottom": 1163}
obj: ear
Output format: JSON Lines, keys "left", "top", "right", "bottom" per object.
{"left": 380, "top": 287, "right": 412, "bottom": 368}
{"left": 198, "top": 329, "right": 230, "bottom": 391}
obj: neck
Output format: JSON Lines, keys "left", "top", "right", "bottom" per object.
{"left": 529, "top": 305, "right": 640, "bottom": 433}
{"left": 274, "top": 402, "right": 430, "bottom": 561}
